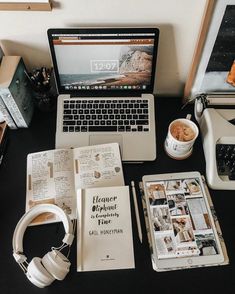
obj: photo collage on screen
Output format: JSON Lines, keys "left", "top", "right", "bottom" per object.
{"left": 146, "top": 178, "right": 219, "bottom": 259}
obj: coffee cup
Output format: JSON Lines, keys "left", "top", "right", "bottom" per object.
{"left": 164, "top": 116, "right": 199, "bottom": 160}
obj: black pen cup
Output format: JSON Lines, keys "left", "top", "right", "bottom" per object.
{"left": 32, "top": 69, "right": 57, "bottom": 112}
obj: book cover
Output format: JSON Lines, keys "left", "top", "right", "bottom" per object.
{"left": 77, "top": 186, "right": 135, "bottom": 271}
{"left": 0, "top": 95, "right": 17, "bottom": 129}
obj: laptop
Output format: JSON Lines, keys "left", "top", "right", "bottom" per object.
{"left": 47, "top": 27, "right": 159, "bottom": 161}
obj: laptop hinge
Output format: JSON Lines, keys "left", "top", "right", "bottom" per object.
{"left": 68, "top": 91, "right": 146, "bottom": 98}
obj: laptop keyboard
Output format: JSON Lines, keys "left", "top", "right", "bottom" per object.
{"left": 62, "top": 98, "right": 150, "bottom": 133}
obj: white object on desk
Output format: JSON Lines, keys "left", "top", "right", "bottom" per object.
{"left": 131, "top": 181, "right": 142, "bottom": 243}
{"left": 77, "top": 186, "right": 135, "bottom": 271}
{"left": 197, "top": 106, "right": 235, "bottom": 190}
{"left": 12, "top": 204, "right": 74, "bottom": 288}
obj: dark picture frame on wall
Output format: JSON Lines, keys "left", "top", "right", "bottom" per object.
{"left": 184, "top": 0, "right": 235, "bottom": 101}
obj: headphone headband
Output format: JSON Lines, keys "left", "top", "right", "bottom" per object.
{"left": 12, "top": 204, "right": 74, "bottom": 263}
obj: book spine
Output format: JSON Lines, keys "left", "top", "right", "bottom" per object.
{"left": 0, "top": 94, "right": 17, "bottom": 129}
{"left": 0, "top": 122, "right": 8, "bottom": 165}
{"left": 0, "top": 88, "right": 27, "bottom": 128}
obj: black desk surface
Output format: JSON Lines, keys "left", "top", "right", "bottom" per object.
{"left": 0, "top": 97, "right": 234, "bottom": 293}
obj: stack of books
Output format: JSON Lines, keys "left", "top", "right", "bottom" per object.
{"left": 0, "top": 46, "right": 34, "bottom": 129}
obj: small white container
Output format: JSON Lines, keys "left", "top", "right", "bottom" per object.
{"left": 164, "top": 118, "right": 199, "bottom": 160}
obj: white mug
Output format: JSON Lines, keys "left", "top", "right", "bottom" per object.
{"left": 164, "top": 116, "right": 199, "bottom": 160}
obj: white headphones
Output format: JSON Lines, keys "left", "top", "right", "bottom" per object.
{"left": 12, "top": 204, "right": 75, "bottom": 288}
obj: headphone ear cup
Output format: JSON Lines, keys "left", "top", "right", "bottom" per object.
{"left": 42, "top": 250, "right": 71, "bottom": 281}
{"left": 26, "top": 257, "right": 55, "bottom": 288}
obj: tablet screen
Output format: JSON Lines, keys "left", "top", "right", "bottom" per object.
{"left": 145, "top": 176, "right": 219, "bottom": 260}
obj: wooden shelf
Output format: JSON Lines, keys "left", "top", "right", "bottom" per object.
{"left": 0, "top": 1, "right": 52, "bottom": 11}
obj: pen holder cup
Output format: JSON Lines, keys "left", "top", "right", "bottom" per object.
{"left": 32, "top": 69, "right": 57, "bottom": 112}
{"left": 33, "top": 87, "right": 57, "bottom": 112}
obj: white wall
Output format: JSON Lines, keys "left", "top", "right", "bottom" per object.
{"left": 0, "top": 0, "right": 207, "bottom": 96}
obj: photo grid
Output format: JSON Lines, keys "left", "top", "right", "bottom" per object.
{"left": 146, "top": 178, "right": 218, "bottom": 259}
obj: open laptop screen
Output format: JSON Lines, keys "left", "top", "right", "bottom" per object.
{"left": 48, "top": 28, "right": 159, "bottom": 95}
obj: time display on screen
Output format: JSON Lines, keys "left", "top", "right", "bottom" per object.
{"left": 91, "top": 60, "right": 119, "bottom": 73}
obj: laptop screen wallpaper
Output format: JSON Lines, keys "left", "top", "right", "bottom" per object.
{"left": 50, "top": 31, "right": 157, "bottom": 92}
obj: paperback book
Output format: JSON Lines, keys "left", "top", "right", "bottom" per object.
{"left": 77, "top": 186, "right": 135, "bottom": 271}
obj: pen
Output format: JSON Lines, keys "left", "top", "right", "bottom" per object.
{"left": 131, "top": 181, "right": 142, "bottom": 243}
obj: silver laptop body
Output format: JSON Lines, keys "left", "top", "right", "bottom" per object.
{"left": 48, "top": 27, "right": 159, "bottom": 161}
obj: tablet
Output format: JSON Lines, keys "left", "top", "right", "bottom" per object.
{"left": 142, "top": 171, "right": 225, "bottom": 270}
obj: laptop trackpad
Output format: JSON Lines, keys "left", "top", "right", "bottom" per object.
{"left": 89, "top": 135, "right": 123, "bottom": 151}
